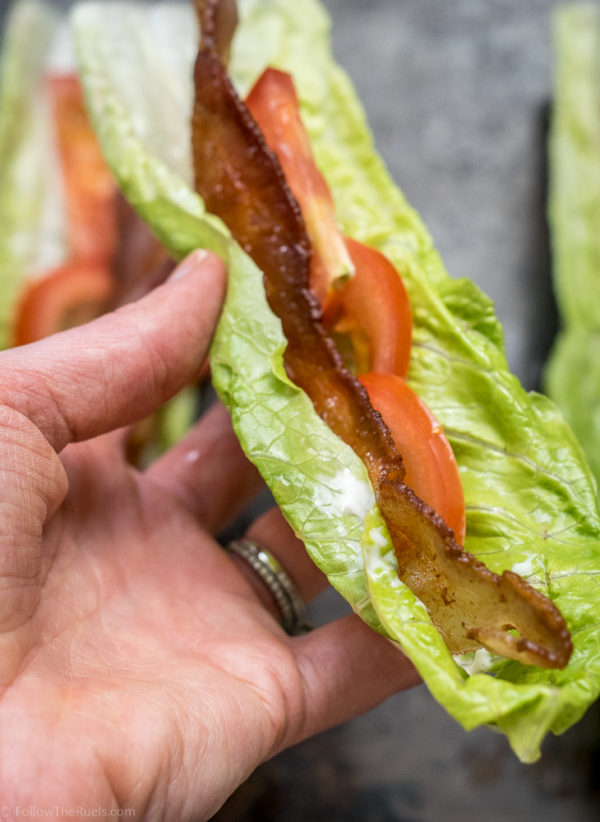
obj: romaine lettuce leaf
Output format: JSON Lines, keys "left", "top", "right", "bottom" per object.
{"left": 545, "top": 4, "right": 600, "bottom": 485}
{"left": 71, "top": 0, "right": 600, "bottom": 762}
{"left": 0, "top": 0, "right": 61, "bottom": 348}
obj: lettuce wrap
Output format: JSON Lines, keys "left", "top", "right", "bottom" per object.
{"left": 546, "top": 4, "right": 600, "bottom": 487}
{"left": 41, "top": 0, "right": 600, "bottom": 761}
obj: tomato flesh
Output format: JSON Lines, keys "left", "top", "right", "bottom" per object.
{"left": 324, "top": 237, "right": 412, "bottom": 377}
{"left": 360, "top": 372, "right": 466, "bottom": 544}
{"left": 245, "top": 67, "right": 353, "bottom": 305}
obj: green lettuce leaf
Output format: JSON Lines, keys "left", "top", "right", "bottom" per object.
{"left": 545, "top": 4, "right": 600, "bottom": 484}
{"left": 71, "top": 0, "right": 600, "bottom": 762}
{"left": 0, "top": 0, "right": 62, "bottom": 348}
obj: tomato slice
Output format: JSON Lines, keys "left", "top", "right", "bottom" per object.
{"left": 245, "top": 67, "right": 353, "bottom": 304}
{"left": 323, "top": 238, "right": 412, "bottom": 377}
{"left": 245, "top": 68, "right": 411, "bottom": 376}
{"left": 47, "top": 74, "right": 117, "bottom": 264}
{"left": 245, "top": 66, "right": 460, "bottom": 535}
{"left": 13, "top": 262, "right": 113, "bottom": 346}
{"left": 360, "top": 372, "right": 466, "bottom": 544}
{"left": 11, "top": 76, "right": 119, "bottom": 347}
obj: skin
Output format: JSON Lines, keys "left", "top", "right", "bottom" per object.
{"left": 0, "top": 251, "right": 419, "bottom": 821}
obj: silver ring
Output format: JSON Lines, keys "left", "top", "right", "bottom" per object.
{"left": 226, "top": 539, "right": 311, "bottom": 635}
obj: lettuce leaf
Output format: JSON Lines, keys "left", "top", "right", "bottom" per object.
{"left": 545, "top": 4, "right": 600, "bottom": 485}
{"left": 0, "top": 0, "right": 61, "bottom": 348}
{"left": 71, "top": 0, "right": 600, "bottom": 762}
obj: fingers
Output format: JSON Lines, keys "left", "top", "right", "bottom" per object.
{"left": 0, "top": 405, "right": 68, "bottom": 645}
{"left": 146, "top": 402, "right": 264, "bottom": 533}
{"left": 246, "top": 509, "right": 328, "bottom": 603}
{"left": 0, "top": 251, "right": 226, "bottom": 454}
{"left": 224, "top": 509, "right": 329, "bottom": 624}
{"left": 283, "top": 614, "right": 420, "bottom": 751}
{"left": 147, "top": 403, "right": 329, "bottom": 604}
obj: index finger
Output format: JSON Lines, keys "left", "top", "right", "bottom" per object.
{"left": 0, "top": 250, "right": 226, "bottom": 453}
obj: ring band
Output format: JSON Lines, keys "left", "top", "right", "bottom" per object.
{"left": 226, "top": 539, "right": 311, "bottom": 635}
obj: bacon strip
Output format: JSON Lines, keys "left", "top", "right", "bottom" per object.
{"left": 191, "top": 27, "right": 402, "bottom": 484}
{"left": 192, "top": 1, "right": 572, "bottom": 668}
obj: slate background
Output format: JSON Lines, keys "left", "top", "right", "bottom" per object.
{"left": 1, "top": 0, "right": 599, "bottom": 819}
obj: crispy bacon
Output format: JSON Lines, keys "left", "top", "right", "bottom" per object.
{"left": 192, "top": 1, "right": 572, "bottom": 668}
{"left": 191, "top": 27, "right": 402, "bottom": 484}
{"left": 194, "top": 0, "right": 238, "bottom": 62}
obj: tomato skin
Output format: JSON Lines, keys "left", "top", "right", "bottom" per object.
{"left": 324, "top": 238, "right": 412, "bottom": 377}
{"left": 13, "top": 262, "right": 113, "bottom": 346}
{"left": 360, "top": 372, "right": 466, "bottom": 544}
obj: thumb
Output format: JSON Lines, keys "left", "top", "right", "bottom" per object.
{"left": 0, "top": 250, "right": 226, "bottom": 453}
{"left": 0, "top": 250, "right": 224, "bottom": 663}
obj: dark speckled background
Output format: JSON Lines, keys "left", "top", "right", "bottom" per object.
{"left": 2, "top": 0, "right": 600, "bottom": 819}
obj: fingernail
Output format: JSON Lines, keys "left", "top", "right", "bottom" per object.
{"left": 168, "top": 249, "right": 210, "bottom": 281}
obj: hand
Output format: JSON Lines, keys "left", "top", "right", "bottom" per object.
{"left": 0, "top": 251, "right": 418, "bottom": 820}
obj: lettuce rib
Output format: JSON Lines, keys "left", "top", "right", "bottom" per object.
{"left": 546, "top": 5, "right": 600, "bottom": 486}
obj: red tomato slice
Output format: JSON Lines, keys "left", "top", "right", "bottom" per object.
{"left": 12, "top": 77, "right": 119, "bottom": 347}
{"left": 245, "top": 67, "right": 353, "bottom": 304}
{"left": 13, "top": 262, "right": 113, "bottom": 346}
{"left": 47, "top": 74, "right": 117, "bottom": 264}
{"left": 360, "top": 372, "right": 466, "bottom": 544}
{"left": 323, "top": 237, "right": 412, "bottom": 377}
{"left": 245, "top": 69, "right": 412, "bottom": 376}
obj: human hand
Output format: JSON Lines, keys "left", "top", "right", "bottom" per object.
{"left": 0, "top": 251, "right": 418, "bottom": 820}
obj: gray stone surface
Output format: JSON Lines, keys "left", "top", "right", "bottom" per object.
{"left": 2, "top": 0, "right": 599, "bottom": 819}
{"left": 321, "top": 0, "right": 558, "bottom": 393}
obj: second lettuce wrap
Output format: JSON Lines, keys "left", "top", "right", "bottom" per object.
{"left": 546, "top": 4, "right": 600, "bottom": 486}
{"left": 0, "top": 0, "right": 198, "bottom": 454}
{"left": 67, "top": 0, "right": 600, "bottom": 761}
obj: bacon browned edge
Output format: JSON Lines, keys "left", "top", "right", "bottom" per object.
{"left": 192, "top": 0, "right": 572, "bottom": 668}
